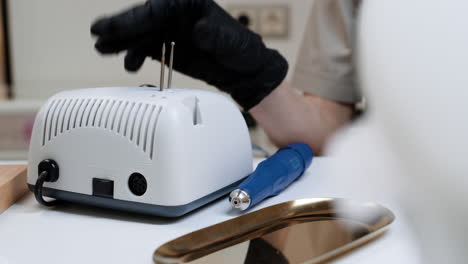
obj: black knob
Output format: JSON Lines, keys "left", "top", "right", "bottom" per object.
{"left": 128, "top": 173, "right": 147, "bottom": 196}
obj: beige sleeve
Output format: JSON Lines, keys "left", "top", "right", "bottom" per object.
{"left": 291, "top": 0, "right": 361, "bottom": 104}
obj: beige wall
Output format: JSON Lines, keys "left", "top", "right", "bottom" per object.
{"left": 8, "top": 0, "right": 312, "bottom": 99}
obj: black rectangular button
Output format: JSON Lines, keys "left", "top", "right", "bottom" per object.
{"left": 92, "top": 178, "right": 114, "bottom": 198}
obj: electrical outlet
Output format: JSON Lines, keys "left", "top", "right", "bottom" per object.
{"left": 226, "top": 4, "right": 289, "bottom": 39}
{"left": 258, "top": 5, "right": 289, "bottom": 38}
{"left": 225, "top": 6, "right": 258, "bottom": 32}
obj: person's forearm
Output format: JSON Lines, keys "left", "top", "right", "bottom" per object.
{"left": 249, "top": 80, "right": 354, "bottom": 154}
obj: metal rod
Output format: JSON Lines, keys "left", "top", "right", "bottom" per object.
{"left": 168, "top": 42, "right": 175, "bottom": 89}
{"left": 160, "top": 43, "right": 166, "bottom": 91}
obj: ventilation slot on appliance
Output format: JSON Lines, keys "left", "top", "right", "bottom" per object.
{"left": 120, "top": 102, "right": 135, "bottom": 136}
{"left": 48, "top": 99, "right": 62, "bottom": 141}
{"left": 113, "top": 101, "right": 127, "bottom": 132}
{"left": 83, "top": 99, "right": 98, "bottom": 127}
{"left": 90, "top": 99, "right": 105, "bottom": 127}
{"left": 182, "top": 96, "right": 202, "bottom": 125}
{"left": 70, "top": 99, "right": 85, "bottom": 129}
{"left": 77, "top": 99, "right": 92, "bottom": 128}
{"left": 141, "top": 105, "right": 156, "bottom": 152}
{"left": 42, "top": 99, "right": 57, "bottom": 146}
{"left": 194, "top": 97, "right": 202, "bottom": 125}
{"left": 135, "top": 104, "right": 150, "bottom": 146}
{"left": 103, "top": 100, "right": 118, "bottom": 129}
{"left": 54, "top": 99, "right": 70, "bottom": 136}
{"left": 128, "top": 103, "right": 143, "bottom": 141}
{"left": 148, "top": 106, "right": 163, "bottom": 160}
{"left": 61, "top": 99, "right": 78, "bottom": 133}
{"left": 97, "top": 100, "right": 114, "bottom": 128}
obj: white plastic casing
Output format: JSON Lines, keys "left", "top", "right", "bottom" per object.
{"left": 28, "top": 87, "right": 252, "bottom": 207}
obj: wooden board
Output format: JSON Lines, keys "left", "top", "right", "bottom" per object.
{"left": 0, "top": 165, "right": 27, "bottom": 214}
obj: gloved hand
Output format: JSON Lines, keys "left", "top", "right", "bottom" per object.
{"left": 91, "top": 0, "right": 288, "bottom": 110}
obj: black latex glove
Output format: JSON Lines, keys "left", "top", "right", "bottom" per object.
{"left": 91, "top": 0, "right": 288, "bottom": 110}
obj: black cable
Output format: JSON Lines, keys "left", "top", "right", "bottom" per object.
{"left": 252, "top": 144, "right": 270, "bottom": 158}
{"left": 34, "top": 170, "right": 58, "bottom": 207}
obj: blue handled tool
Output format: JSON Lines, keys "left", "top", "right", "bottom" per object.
{"left": 229, "top": 143, "right": 314, "bottom": 211}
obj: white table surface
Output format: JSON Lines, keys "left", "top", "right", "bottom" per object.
{"left": 0, "top": 156, "right": 421, "bottom": 264}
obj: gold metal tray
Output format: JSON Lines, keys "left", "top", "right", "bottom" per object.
{"left": 154, "top": 198, "right": 395, "bottom": 264}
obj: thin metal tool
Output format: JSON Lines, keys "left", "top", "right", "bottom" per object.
{"left": 160, "top": 43, "right": 166, "bottom": 91}
{"left": 168, "top": 42, "right": 175, "bottom": 89}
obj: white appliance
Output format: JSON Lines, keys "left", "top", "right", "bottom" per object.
{"left": 27, "top": 86, "right": 252, "bottom": 217}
